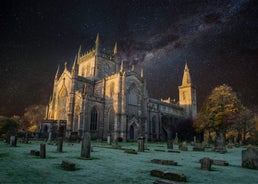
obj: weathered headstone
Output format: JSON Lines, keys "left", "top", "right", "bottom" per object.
{"left": 173, "top": 133, "right": 178, "bottom": 145}
{"left": 163, "top": 171, "right": 187, "bottom": 182}
{"left": 10, "top": 136, "right": 17, "bottom": 147}
{"left": 57, "top": 137, "right": 63, "bottom": 152}
{"left": 151, "top": 159, "right": 177, "bottom": 166}
{"left": 180, "top": 145, "right": 188, "bottom": 151}
{"left": 150, "top": 169, "right": 164, "bottom": 178}
{"left": 150, "top": 169, "right": 186, "bottom": 182}
{"left": 124, "top": 149, "right": 137, "bottom": 154}
{"left": 200, "top": 157, "right": 213, "bottom": 171}
{"left": 81, "top": 132, "right": 91, "bottom": 159}
{"left": 242, "top": 147, "right": 258, "bottom": 170}
{"left": 167, "top": 140, "right": 173, "bottom": 149}
{"left": 61, "top": 160, "right": 76, "bottom": 171}
{"left": 138, "top": 136, "right": 145, "bottom": 152}
{"left": 107, "top": 135, "right": 111, "bottom": 145}
{"left": 215, "top": 133, "right": 227, "bottom": 153}
{"left": 40, "top": 144, "right": 46, "bottom": 158}
{"left": 213, "top": 159, "right": 229, "bottom": 166}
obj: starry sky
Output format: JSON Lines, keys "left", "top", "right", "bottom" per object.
{"left": 0, "top": 0, "right": 258, "bottom": 116}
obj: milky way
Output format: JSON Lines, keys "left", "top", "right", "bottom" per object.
{"left": 0, "top": 0, "right": 257, "bottom": 116}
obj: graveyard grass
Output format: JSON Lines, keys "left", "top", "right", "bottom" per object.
{"left": 0, "top": 141, "right": 257, "bottom": 184}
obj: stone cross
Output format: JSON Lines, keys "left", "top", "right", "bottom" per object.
{"left": 81, "top": 132, "right": 91, "bottom": 159}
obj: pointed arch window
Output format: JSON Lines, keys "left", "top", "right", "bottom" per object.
{"left": 90, "top": 107, "right": 98, "bottom": 131}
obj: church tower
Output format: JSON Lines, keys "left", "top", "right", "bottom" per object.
{"left": 178, "top": 63, "right": 197, "bottom": 119}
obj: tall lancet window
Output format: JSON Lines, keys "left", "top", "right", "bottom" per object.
{"left": 57, "top": 85, "right": 68, "bottom": 120}
{"left": 127, "top": 84, "right": 140, "bottom": 115}
{"left": 90, "top": 107, "right": 98, "bottom": 131}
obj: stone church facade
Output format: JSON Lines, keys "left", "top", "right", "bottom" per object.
{"left": 45, "top": 34, "right": 197, "bottom": 141}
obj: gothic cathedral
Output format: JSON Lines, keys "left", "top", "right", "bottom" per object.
{"left": 45, "top": 34, "right": 197, "bottom": 141}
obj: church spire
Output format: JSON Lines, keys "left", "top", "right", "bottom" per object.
{"left": 95, "top": 33, "right": 100, "bottom": 55}
{"left": 141, "top": 68, "right": 144, "bottom": 78}
{"left": 77, "top": 45, "right": 81, "bottom": 59}
{"left": 72, "top": 55, "right": 77, "bottom": 73}
{"left": 120, "top": 60, "right": 124, "bottom": 72}
{"left": 113, "top": 42, "right": 117, "bottom": 55}
{"left": 181, "top": 63, "right": 191, "bottom": 86}
{"left": 55, "top": 65, "right": 60, "bottom": 80}
{"left": 72, "top": 46, "right": 80, "bottom": 76}
{"left": 64, "top": 62, "right": 68, "bottom": 71}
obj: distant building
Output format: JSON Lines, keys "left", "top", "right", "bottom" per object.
{"left": 45, "top": 34, "right": 197, "bottom": 141}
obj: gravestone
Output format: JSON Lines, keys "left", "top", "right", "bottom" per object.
{"left": 242, "top": 147, "right": 258, "bottom": 169}
{"left": 10, "top": 136, "right": 17, "bottom": 147}
{"left": 137, "top": 136, "right": 145, "bottom": 152}
{"left": 107, "top": 135, "right": 111, "bottom": 145}
{"left": 173, "top": 133, "right": 178, "bottom": 145}
{"left": 61, "top": 160, "right": 76, "bottom": 171}
{"left": 215, "top": 133, "right": 227, "bottom": 153}
{"left": 40, "top": 144, "right": 46, "bottom": 158}
{"left": 48, "top": 126, "right": 52, "bottom": 143}
{"left": 167, "top": 140, "right": 173, "bottom": 149}
{"left": 200, "top": 157, "right": 213, "bottom": 171}
{"left": 180, "top": 145, "right": 188, "bottom": 151}
{"left": 150, "top": 169, "right": 186, "bottom": 182}
{"left": 124, "top": 149, "right": 137, "bottom": 154}
{"left": 81, "top": 132, "right": 91, "bottom": 159}
{"left": 57, "top": 137, "right": 63, "bottom": 152}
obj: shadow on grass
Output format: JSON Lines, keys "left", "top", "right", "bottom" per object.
{"left": 0, "top": 152, "right": 10, "bottom": 157}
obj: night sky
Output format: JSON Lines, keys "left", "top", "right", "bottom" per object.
{"left": 0, "top": 0, "right": 258, "bottom": 116}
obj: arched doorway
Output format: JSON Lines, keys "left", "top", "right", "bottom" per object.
{"left": 129, "top": 122, "right": 138, "bottom": 141}
{"left": 129, "top": 125, "right": 134, "bottom": 140}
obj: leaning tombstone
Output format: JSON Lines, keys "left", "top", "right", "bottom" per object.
{"left": 10, "top": 136, "right": 17, "bottom": 147}
{"left": 137, "top": 136, "right": 145, "bottom": 152}
{"left": 40, "top": 144, "right": 46, "bottom": 158}
{"left": 57, "top": 137, "right": 63, "bottom": 152}
{"left": 81, "top": 132, "right": 91, "bottom": 159}
{"left": 242, "top": 147, "right": 258, "bottom": 170}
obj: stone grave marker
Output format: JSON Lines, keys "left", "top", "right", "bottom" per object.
{"left": 107, "top": 135, "right": 111, "bottom": 145}
{"left": 200, "top": 157, "right": 213, "bottom": 171}
{"left": 81, "top": 132, "right": 91, "bottom": 159}
{"left": 61, "top": 160, "right": 76, "bottom": 171}
{"left": 10, "top": 136, "right": 17, "bottom": 147}
{"left": 137, "top": 136, "right": 145, "bottom": 152}
{"left": 173, "top": 133, "right": 178, "bottom": 145}
{"left": 40, "top": 144, "right": 46, "bottom": 158}
{"left": 167, "top": 140, "right": 173, "bottom": 149}
{"left": 215, "top": 133, "right": 227, "bottom": 153}
{"left": 57, "top": 137, "right": 63, "bottom": 152}
{"left": 242, "top": 147, "right": 258, "bottom": 169}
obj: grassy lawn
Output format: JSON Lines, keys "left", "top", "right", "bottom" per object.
{"left": 0, "top": 140, "right": 257, "bottom": 184}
